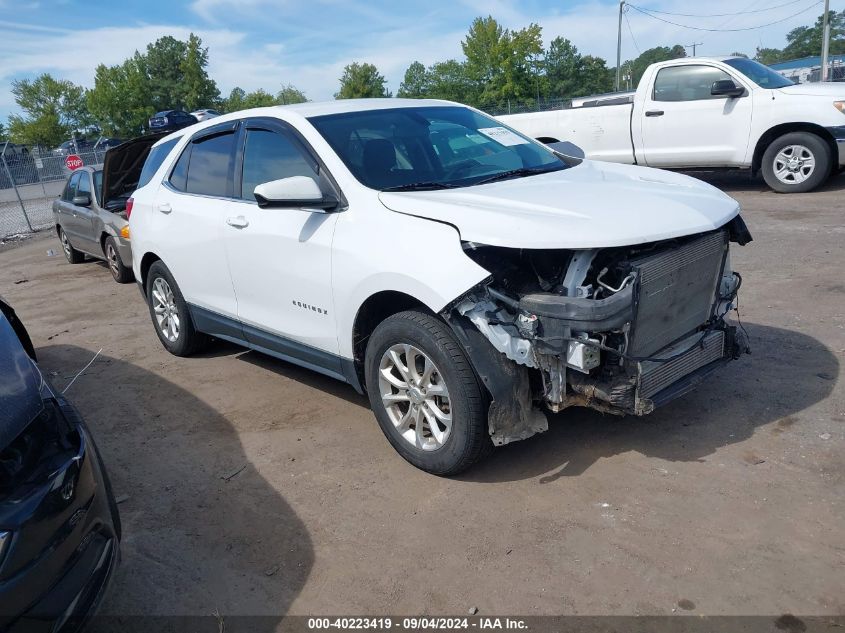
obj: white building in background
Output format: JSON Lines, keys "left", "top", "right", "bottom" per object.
{"left": 769, "top": 54, "right": 845, "bottom": 83}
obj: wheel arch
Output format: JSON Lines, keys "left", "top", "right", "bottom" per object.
{"left": 350, "top": 290, "right": 433, "bottom": 390}
{"left": 139, "top": 251, "right": 162, "bottom": 292}
{"left": 752, "top": 123, "right": 836, "bottom": 175}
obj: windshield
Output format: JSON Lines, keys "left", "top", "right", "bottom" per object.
{"left": 723, "top": 58, "right": 794, "bottom": 89}
{"left": 309, "top": 106, "right": 565, "bottom": 191}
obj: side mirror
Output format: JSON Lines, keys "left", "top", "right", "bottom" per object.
{"left": 546, "top": 140, "right": 586, "bottom": 160}
{"left": 253, "top": 176, "right": 338, "bottom": 211}
{"left": 72, "top": 194, "right": 91, "bottom": 207}
{"left": 711, "top": 80, "right": 745, "bottom": 98}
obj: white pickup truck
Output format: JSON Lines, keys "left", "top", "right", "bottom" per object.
{"left": 499, "top": 57, "right": 845, "bottom": 193}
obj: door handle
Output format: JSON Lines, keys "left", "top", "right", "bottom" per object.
{"left": 645, "top": 110, "right": 664, "bottom": 117}
{"left": 157, "top": 203, "right": 172, "bottom": 214}
{"left": 226, "top": 215, "right": 249, "bottom": 229}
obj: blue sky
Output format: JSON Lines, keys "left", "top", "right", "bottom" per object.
{"left": 0, "top": 0, "right": 833, "bottom": 119}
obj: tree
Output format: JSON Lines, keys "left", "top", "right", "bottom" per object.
{"left": 623, "top": 45, "right": 686, "bottom": 87}
{"left": 782, "top": 10, "right": 845, "bottom": 60}
{"left": 7, "top": 74, "right": 92, "bottom": 147}
{"left": 427, "top": 60, "right": 476, "bottom": 103}
{"left": 239, "top": 89, "right": 278, "bottom": 109}
{"left": 0, "top": 122, "right": 6, "bottom": 142}
{"left": 144, "top": 36, "right": 189, "bottom": 111}
{"left": 461, "top": 16, "right": 543, "bottom": 105}
{"left": 754, "top": 47, "right": 784, "bottom": 64}
{"left": 335, "top": 62, "right": 390, "bottom": 99}
{"left": 276, "top": 83, "right": 307, "bottom": 104}
{"left": 397, "top": 61, "right": 430, "bottom": 98}
{"left": 578, "top": 56, "right": 614, "bottom": 96}
{"left": 545, "top": 37, "right": 583, "bottom": 98}
{"left": 223, "top": 87, "right": 246, "bottom": 112}
{"left": 181, "top": 33, "right": 220, "bottom": 111}
{"left": 87, "top": 54, "right": 153, "bottom": 137}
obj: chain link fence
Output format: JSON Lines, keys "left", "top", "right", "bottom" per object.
{"left": 0, "top": 143, "right": 107, "bottom": 240}
{"left": 478, "top": 96, "right": 573, "bottom": 117}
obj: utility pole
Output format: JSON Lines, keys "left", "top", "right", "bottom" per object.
{"left": 821, "top": 0, "right": 830, "bottom": 81}
{"left": 616, "top": 0, "right": 625, "bottom": 91}
{"left": 685, "top": 42, "right": 703, "bottom": 56}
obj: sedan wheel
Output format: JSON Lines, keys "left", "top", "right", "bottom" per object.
{"left": 106, "top": 242, "right": 120, "bottom": 276}
{"left": 59, "top": 228, "right": 84, "bottom": 263}
{"left": 151, "top": 277, "right": 180, "bottom": 343}
{"left": 378, "top": 343, "right": 452, "bottom": 451}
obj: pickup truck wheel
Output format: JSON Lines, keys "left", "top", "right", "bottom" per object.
{"left": 761, "top": 132, "right": 831, "bottom": 193}
{"left": 365, "top": 310, "right": 491, "bottom": 476}
{"left": 59, "top": 228, "right": 84, "bottom": 264}
{"left": 104, "top": 236, "right": 134, "bottom": 284}
{"left": 146, "top": 261, "right": 208, "bottom": 356}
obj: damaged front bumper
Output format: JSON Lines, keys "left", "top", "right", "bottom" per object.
{"left": 445, "top": 220, "right": 752, "bottom": 446}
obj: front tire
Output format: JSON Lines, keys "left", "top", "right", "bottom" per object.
{"left": 104, "top": 236, "right": 133, "bottom": 284}
{"left": 145, "top": 261, "right": 208, "bottom": 356}
{"left": 365, "top": 310, "right": 491, "bottom": 475}
{"left": 59, "top": 228, "right": 84, "bottom": 264}
{"left": 761, "top": 132, "right": 831, "bottom": 193}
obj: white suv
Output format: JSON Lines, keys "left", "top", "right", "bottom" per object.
{"left": 118, "top": 99, "right": 751, "bottom": 475}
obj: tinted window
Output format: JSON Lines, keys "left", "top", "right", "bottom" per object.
{"left": 240, "top": 129, "right": 318, "bottom": 199}
{"left": 653, "top": 65, "right": 735, "bottom": 102}
{"left": 139, "top": 137, "right": 180, "bottom": 188}
{"left": 186, "top": 132, "right": 235, "bottom": 197}
{"left": 170, "top": 144, "right": 191, "bottom": 192}
{"left": 63, "top": 172, "right": 80, "bottom": 201}
{"left": 310, "top": 106, "right": 563, "bottom": 190}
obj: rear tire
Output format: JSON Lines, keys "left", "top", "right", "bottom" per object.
{"left": 145, "top": 261, "right": 208, "bottom": 356}
{"left": 761, "top": 132, "right": 831, "bottom": 193}
{"left": 104, "top": 236, "right": 133, "bottom": 284}
{"left": 365, "top": 310, "right": 491, "bottom": 476}
{"left": 59, "top": 228, "right": 84, "bottom": 264}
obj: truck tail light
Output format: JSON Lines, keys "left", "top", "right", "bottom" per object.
{"left": 126, "top": 197, "right": 134, "bottom": 219}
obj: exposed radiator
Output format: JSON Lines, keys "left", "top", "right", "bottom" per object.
{"left": 637, "top": 330, "right": 725, "bottom": 400}
{"left": 628, "top": 230, "right": 727, "bottom": 357}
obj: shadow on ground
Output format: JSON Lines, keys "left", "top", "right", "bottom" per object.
{"left": 460, "top": 323, "right": 838, "bottom": 483}
{"left": 37, "top": 345, "right": 313, "bottom": 633}
{"left": 681, "top": 169, "right": 845, "bottom": 193}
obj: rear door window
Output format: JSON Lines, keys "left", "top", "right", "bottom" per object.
{"left": 185, "top": 131, "right": 236, "bottom": 197}
{"left": 139, "top": 137, "right": 180, "bottom": 188}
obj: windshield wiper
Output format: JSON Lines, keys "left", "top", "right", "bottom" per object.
{"left": 381, "top": 181, "right": 459, "bottom": 192}
{"left": 473, "top": 166, "right": 560, "bottom": 186}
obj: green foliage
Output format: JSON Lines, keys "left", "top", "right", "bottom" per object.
{"left": 545, "top": 38, "right": 613, "bottom": 99}
{"left": 756, "top": 11, "right": 845, "bottom": 64}
{"left": 397, "top": 61, "right": 430, "bottom": 98}
{"left": 85, "top": 33, "right": 219, "bottom": 136}
{"left": 0, "top": 122, "right": 6, "bottom": 141}
{"left": 8, "top": 74, "right": 92, "bottom": 147}
{"left": 427, "top": 60, "right": 476, "bottom": 102}
{"left": 461, "top": 16, "right": 543, "bottom": 104}
{"left": 335, "top": 62, "right": 390, "bottom": 99}
{"left": 221, "top": 84, "right": 307, "bottom": 113}
{"left": 277, "top": 83, "right": 308, "bottom": 104}
{"left": 624, "top": 45, "right": 687, "bottom": 87}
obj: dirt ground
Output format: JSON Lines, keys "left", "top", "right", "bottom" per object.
{"left": 0, "top": 171, "right": 842, "bottom": 625}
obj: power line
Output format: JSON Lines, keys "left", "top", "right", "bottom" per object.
{"left": 628, "top": 0, "right": 806, "bottom": 19}
{"left": 624, "top": 9, "right": 642, "bottom": 54}
{"left": 626, "top": 1, "right": 823, "bottom": 32}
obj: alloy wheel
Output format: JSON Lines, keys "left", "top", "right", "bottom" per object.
{"left": 773, "top": 145, "right": 815, "bottom": 185}
{"left": 378, "top": 343, "right": 452, "bottom": 451}
{"left": 61, "top": 231, "right": 71, "bottom": 259}
{"left": 151, "top": 277, "right": 180, "bottom": 343}
{"left": 106, "top": 242, "right": 119, "bottom": 276}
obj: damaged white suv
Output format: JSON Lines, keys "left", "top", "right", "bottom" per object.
{"left": 124, "top": 99, "right": 751, "bottom": 475}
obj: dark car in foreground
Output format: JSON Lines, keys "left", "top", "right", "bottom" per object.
{"left": 147, "top": 109, "right": 197, "bottom": 133}
{"left": 0, "top": 297, "right": 120, "bottom": 632}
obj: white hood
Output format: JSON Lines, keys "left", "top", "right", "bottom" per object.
{"left": 378, "top": 161, "right": 740, "bottom": 249}
{"left": 776, "top": 83, "right": 845, "bottom": 98}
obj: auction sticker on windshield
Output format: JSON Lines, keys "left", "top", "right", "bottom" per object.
{"left": 478, "top": 127, "right": 528, "bottom": 146}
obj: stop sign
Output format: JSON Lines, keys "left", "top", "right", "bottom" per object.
{"left": 65, "top": 154, "right": 83, "bottom": 170}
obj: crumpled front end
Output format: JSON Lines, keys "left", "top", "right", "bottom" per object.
{"left": 444, "top": 216, "right": 752, "bottom": 446}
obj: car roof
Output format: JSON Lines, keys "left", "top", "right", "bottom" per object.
{"left": 152, "top": 98, "right": 460, "bottom": 147}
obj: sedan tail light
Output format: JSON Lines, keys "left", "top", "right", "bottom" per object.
{"left": 126, "top": 197, "right": 134, "bottom": 219}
